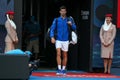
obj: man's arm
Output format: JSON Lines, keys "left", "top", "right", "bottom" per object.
{"left": 50, "top": 18, "right": 57, "bottom": 44}
{"left": 50, "top": 18, "right": 57, "bottom": 38}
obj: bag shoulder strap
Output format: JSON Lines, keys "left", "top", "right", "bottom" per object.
{"left": 67, "top": 17, "right": 73, "bottom": 32}
{"left": 67, "top": 16, "right": 76, "bottom": 32}
{"left": 54, "top": 18, "right": 58, "bottom": 33}
{"left": 55, "top": 18, "right": 58, "bottom": 28}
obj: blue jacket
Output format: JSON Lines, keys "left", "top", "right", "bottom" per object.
{"left": 50, "top": 16, "right": 76, "bottom": 41}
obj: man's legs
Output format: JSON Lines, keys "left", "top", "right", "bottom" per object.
{"left": 56, "top": 48, "right": 62, "bottom": 70}
{"left": 33, "top": 39, "right": 39, "bottom": 60}
{"left": 27, "top": 41, "right": 33, "bottom": 60}
{"left": 55, "top": 41, "right": 69, "bottom": 75}
{"left": 61, "top": 41, "right": 69, "bottom": 75}
{"left": 62, "top": 51, "right": 67, "bottom": 70}
{"left": 55, "top": 41, "right": 62, "bottom": 75}
{"left": 27, "top": 41, "right": 33, "bottom": 52}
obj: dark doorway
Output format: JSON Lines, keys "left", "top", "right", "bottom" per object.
{"left": 22, "top": 0, "right": 92, "bottom": 71}
{"left": 22, "top": 0, "right": 80, "bottom": 68}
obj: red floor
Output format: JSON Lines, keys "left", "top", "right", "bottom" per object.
{"left": 32, "top": 72, "right": 120, "bottom": 78}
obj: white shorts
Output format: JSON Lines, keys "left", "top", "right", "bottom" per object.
{"left": 55, "top": 40, "right": 69, "bottom": 52}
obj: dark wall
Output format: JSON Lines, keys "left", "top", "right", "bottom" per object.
{"left": 0, "top": 25, "right": 6, "bottom": 53}
{"left": 14, "top": 0, "right": 22, "bottom": 48}
{"left": 77, "top": 0, "right": 92, "bottom": 72}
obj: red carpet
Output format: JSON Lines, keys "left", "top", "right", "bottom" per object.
{"left": 32, "top": 72, "right": 120, "bottom": 78}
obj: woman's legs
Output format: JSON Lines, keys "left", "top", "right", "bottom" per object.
{"left": 108, "top": 59, "right": 112, "bottom": 74}
{"left": 103, "top": 58, "right": 108, "bottom": 73}
{"left": 103, "top": 58, "right": 112, "bottom": 73}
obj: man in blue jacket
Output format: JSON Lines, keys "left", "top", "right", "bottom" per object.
{"left": 50, "top": 6, "right": 76, "bottom": 75}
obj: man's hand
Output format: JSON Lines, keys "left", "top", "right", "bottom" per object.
{"left": 67, "top": 21, "right": 72, "bottom": 26}
{"left": 51, "top": 37, "right": 56, "bottom": 44}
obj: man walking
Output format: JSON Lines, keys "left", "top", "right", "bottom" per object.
{"left": 50, "top": 6, "right": 76, "bottom": 75}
